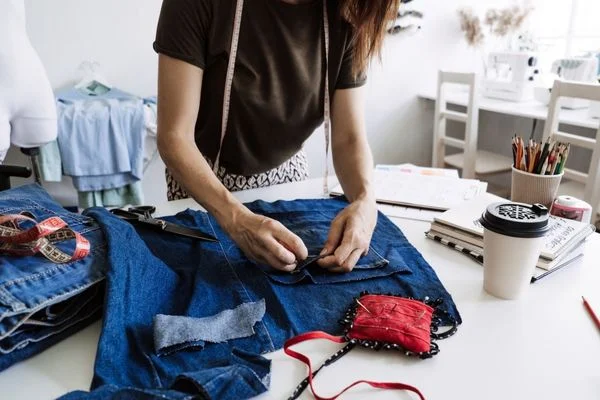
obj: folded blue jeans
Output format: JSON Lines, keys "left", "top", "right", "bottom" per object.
{"left": 0, "top": 184, "right": 106, "bottom": 372}
{"left": 63, "top": 198, "right": 460, "bottom": 399}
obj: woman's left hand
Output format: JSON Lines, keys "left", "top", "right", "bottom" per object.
{"left": 317, "top": 198, "right": 378, "bottom": 272}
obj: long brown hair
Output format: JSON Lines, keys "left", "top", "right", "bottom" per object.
{"left": 340, "top": 0, "right": 401, "bottom": 77}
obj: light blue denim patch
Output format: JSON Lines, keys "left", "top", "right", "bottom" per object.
{"left": 154, "top": 299, "right": 266, "bottom": 356}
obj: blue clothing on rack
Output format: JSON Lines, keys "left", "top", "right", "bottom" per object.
{"left": 78, "top": 182, "right": 144, "bottom": 208}
{"left": 55, "top": 87, "right": 145, "bottom": 192}
{"left": 143, "top": 96, "right": 157, "bottom": 105}
{"left": 38, "top": 140, "right": 62, "bottom": 182}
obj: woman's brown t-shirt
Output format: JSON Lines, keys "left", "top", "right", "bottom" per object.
{"left": 154, "top": 0, "right": 366, "bottom": 175}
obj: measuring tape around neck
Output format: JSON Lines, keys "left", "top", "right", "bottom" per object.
{"left": 214, "top": 0, "right": 332, "bottom": 194}
{"left": 213, "top": 0, "right": 245, "bottom": 176}
{"left": 321, "top": 0, "right": 331, "bottom": 194}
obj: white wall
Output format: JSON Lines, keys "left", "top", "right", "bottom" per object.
{"left": 6, "top": 0, "right": 514, "bottom": 206}
{"left": 25, "top": 0, "right": 163, "bottom": 97}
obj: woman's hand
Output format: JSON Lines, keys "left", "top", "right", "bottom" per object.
{"left": 317, "top": 198, "right": 377, "bottom": 273}
{"left": 222, "top": 207, "right": 308, "bottom": 272}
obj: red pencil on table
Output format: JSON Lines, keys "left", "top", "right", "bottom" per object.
{"left": 582, "top": 296, "right": 600, "bottom": 333}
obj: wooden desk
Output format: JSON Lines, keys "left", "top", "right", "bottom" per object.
{"left": 0, "top": 179, "right": 599, "bottom": 399}
{"left": 419, "top": 90, "right": 600, "bottom": 130}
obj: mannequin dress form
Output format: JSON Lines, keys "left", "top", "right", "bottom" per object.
{"left": 0, "top": 0, "right": 57, "bottom": 164}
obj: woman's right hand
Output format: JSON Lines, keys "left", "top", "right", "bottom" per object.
{"left": 222, "top": 207, "right": 308, "bottom": 272}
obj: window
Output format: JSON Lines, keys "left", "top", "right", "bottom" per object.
{"left": 529, "top": 0, "right": 600, "bottom": 72}
{"left": 570, "top": 0, "right": 600, "bottom": 56}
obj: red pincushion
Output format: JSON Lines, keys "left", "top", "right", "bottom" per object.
{"left": 347, "top": 294, "right": 433, "bottom": 354}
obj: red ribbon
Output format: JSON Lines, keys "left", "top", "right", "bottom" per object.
{"left": 284, "top": 331, "right": 426, "bottom": 400}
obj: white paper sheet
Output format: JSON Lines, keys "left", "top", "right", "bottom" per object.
{"left": 331, "top": 169, "right": 487, "bottom": 211}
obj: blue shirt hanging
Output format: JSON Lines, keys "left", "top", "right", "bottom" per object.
{"left": 55, "top": 87, "right": 145, "bottom": 192}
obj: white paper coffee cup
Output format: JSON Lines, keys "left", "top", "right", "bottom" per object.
{"left": 479, "top": 203, "right": 550, "bottom": 300}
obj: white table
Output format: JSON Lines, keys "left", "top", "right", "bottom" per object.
{"left": 419, "top": 90, "right": 600, "bottom": 130}
{"left": 1, "top": 179, "right": 599, "bottom": 400}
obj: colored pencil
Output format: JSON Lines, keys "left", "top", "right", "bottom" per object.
{"left": 510, "top": 136, "right": 570, "bottom": 175}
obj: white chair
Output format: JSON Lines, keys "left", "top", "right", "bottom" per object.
{"left": 432, "top": 71, "right": 512, "bottom": 180}
{"left": 542, "top": 79, "right": 600, "bottom": 218}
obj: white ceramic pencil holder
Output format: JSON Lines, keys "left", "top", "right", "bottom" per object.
{"left": 511, "top": 167, "right": 564, "bottom": 209}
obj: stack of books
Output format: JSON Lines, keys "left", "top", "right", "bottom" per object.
{"left": 426, "top": 193, "right": 596, "bottom": 281}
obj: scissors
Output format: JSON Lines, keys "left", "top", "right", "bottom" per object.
{"left": 110, "top": 206, "right": 218, "bottom": 242}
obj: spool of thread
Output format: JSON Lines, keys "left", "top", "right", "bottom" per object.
{"left": 550, "top": 195, "right": 592, "bottom": 224}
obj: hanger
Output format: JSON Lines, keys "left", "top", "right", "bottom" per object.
{"left": 74, "top": 61, "right": 112, "bottom": 95}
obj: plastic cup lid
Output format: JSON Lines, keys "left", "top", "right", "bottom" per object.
{"left": 479, "top": 202, "right": 550, "bottom": 238}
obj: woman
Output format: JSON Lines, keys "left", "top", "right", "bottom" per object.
{"left": 154, "top": 0, "right": 399, "bottom": 272}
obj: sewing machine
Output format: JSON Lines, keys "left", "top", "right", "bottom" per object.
{"left": 551, "top": 57, "right": 599, "bottom": 109}
{"left": 552, "top": 57, "right": 598, "bottom": 82}
{"left": 482, "top": 52, "right": 540, "bottom": 102}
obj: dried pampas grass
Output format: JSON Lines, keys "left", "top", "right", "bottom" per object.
{"left": 459, "top": 2, "right": 534, "bottom": 47}
{"left": 458, "top": 8, "right": 484, "bottom": 47}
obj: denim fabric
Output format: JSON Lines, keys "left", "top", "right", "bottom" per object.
{"left": 65, "top": 198, "right": 460, "bottom": 400}
{"left": 55, "top": 88, "right": 145, "bottom": 191}
{"left": 0, "top": 184, "right": 106, "bottom": 371}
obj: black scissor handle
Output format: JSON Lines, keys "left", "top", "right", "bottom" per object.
{"left": 128, "top": 206, "right": 156, "bottom": 218}
{"left": 110, "top": 208, "right": 142, "bottom": 221}
{"left": 111, "top": 208, "right": 166, "bottom": 230}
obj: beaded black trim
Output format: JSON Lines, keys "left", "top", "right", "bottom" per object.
{"left": 339, "top": 291, "right": 458, "bottom": 360}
